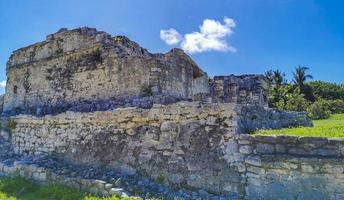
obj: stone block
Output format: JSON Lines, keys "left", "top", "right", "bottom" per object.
{"left": 255, "top": 143, "right": 275, "bottom": 154}
{"left": 245, "top": 156, "right": 262, "bottom": 167}
{"left": 275, "top": 144, "right": 286, "bottom": 153}
{"left": 108, "top": 188, "right": 123, "bottom": 196}
{"left": 247, "top": 166, "right": 265, "bottom": 175}
{"left": 160, "top": 121, "right": 178, "bottom": 132}
{"left": 239, "top": 145, "right": 253, "bottom": 154}
{"left": 168, "top": 173, "right": 184, "bottom": 184}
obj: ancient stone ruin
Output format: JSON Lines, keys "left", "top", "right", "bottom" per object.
{"left": 0, "top": 27, "right": 343, "bottom": 200}
{"left": 2, "top": 27, "right": 267, "bottom": 116}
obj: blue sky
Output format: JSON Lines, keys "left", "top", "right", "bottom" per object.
{"left": 1, "top": 0, "right": 344, "bottom": 94}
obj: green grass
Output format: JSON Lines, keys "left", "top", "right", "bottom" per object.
{"left": 0, "top": 176, "right": 137, "bottom": 200}
{"left": 254, "top": 114, "right": 344, "bottom": 138}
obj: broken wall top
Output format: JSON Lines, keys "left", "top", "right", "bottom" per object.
{"left": 7, "top": 27, "right": 204, "bottom": 76}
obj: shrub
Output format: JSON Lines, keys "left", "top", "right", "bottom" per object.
{"left": 156, "top": 174, "right": 165, "bottom": 184}
{"left": 324, "top": 99, "right": 344, "bottom": 114}
{"left": 8, "top": 119, "right": 17, "bottom": 131}
{"left": 309, "top": 81, "right": 344, "bottom": 100}
{"left": 276, "top": 93, "right": 309, "bottom": 112}
{"left": 114, "top": 36, "right": 121, "bottom": 44}
{"left": 142, "top": 86, "right": 153, "bottom": 97}
{"left": 307, "top": 100, "right": 331, "bottom": 120}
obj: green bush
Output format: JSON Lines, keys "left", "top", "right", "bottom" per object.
{"left": 156, "top": 174, "right": 165, "bottom": 184}
{"left": 307, "top": 100, "right": 331, "bottom": 120}
{"left": 309, "top": 81, "right": 344, "bottom": 100}
{"left": 142, "top": 86, "right": 153, "bottom": 97}
{"left": 275, "top": 93, "right": 310, "bottom": 112}
{"left": 114, "top": 36, "right": 121, "bottom": 44}
{"left": 8, "top": 119, "right": 17, "bottom": 131}
{"left": 323, "top": 99, "right": 344, "bottom": 114}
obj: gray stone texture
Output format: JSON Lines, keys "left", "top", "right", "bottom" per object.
{"left": 4, "top": 27, "right": 207, "bottom": 115}
{"left": 3, "top": 27, "right": 269, "bottom": 116}
{"left": 0, "top": 101, "right": 312, "bottom": 198}
{"left": 0, "top": 27, "right": 337, "bottom": 199}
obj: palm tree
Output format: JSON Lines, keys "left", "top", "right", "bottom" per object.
{"left": 292, "top": 66, "right": 313, "bottom": 89}
{"left": 264, "top": 69, "right": 286, "bottom": 86}
{"left": 264, "top": 70, "right": 274, "bottom": 86}
{"left": 292, "top": 66, "right": 315, "bottom": 101}
{"left": 273, "top": 70, "right": 286, "bottom": 86}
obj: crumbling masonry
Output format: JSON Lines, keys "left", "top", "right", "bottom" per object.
{"left": 1, "top": 28, "right": 342, "bottom": 200}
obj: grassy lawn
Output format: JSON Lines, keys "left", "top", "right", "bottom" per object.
{"left": 254, "top": 114, "right": 344, "bottom": 138}
{"left": 0, "top": 176, "right": 137, "bottom": 200}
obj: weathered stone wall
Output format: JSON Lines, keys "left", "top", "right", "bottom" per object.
{"left": 2, "top": 102, "right": 312, "bottom": 198}
{"left": 8, "top": 102, "right": 244, "bottom": 198}
{"left": 4, "top": 27, "right": 207, "bottom": 115}
{"left": 210, "top": 75, "right": 268, "bottom": 106}
{"left": 0, "top": 94, "right": 4, "bottom": 114}
{"left": 3, "top": 27, "right": 272, "bottom": 117}
{"left": 235, "top": 135, "right": 344, "bottom": 200}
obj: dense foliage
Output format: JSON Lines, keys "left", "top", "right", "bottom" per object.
{"left": 309, "top": 81, "right": 344, "bottom": 100}
{"left": 265, "top": 67, "right": 344, "bottom": 119}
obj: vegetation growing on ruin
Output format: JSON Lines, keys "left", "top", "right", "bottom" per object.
{"left": 114, "top": 36, "right": 121, "bottom": 44}
{"left": 254, "top": 114, "right": 344, "bottom": 138}
{"left": 0, "top": 176, "right": 140, "bottom": 200}
{"left": 142, "top": 86, "right": 153, "bottom": 97}
{"left": 7, "top": 119, "right": 17, "bottom": 131}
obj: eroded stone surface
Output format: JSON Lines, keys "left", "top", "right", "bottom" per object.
{"left": 0, "top": 102, "right": 313, "bottom": 199}
{"left": 2, "top": 27, "right": 269, "bottom": 116}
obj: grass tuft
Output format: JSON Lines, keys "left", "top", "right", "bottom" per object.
{"left": 0, "top": 176, "right": 139, "bottom": 200}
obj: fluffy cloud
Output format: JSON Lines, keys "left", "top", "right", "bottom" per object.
{"left": 0, "top": 80, "right": 6, "bottom": 88}
{"left": 160, "top": 29, "right": 182, "bottom": 45}
{"left": 160, "top": 17, "right": 236, "bottom": 54}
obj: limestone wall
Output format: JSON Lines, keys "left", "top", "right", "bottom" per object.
{"left": 236, "top": 135, "right": 344, "bottom": 200}
{"left": 2, "top": 102, "right": 313, "bottom": 198}
{"left": 7, "top": 102, "right": 243, "bottom": 198}
{"left": 4, "top": 27, "right": 207, "bottom": 115}
{"left": 211, "top": 75, "right": 268, "bottom": 106}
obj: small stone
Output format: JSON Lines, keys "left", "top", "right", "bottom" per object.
{"left": 275, "top": 144, "right": 286, "bottom": 153}
{"left": 245, "top": 156, "right": 262, "bottom": 167}
{"left": 301, "top": 164, "right": 315, "bottom": 173}
{"left": 105, "top": 183, "right": 113, "bottom": 189}
{"left": 168, "top": 173, "right": 184, "bottom": 184}
{"left": 160, "top": 121, "right": 178, "bottom": 132}
{"left": 256, "top": 143, "right": 275, "bottom": 154}
{"left": 239, "top": 145, "right": 253, "bottom": 154}
{"left": 108, "top": 188, "right": 123, "bottom": 196}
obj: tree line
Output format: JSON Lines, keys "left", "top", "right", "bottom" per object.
{"left": 265, "top": 66, "right": 344, "bottom": 119}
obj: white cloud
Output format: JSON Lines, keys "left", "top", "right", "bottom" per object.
{"left": 160, "top": 17, "right": 236, "bottom": 54}
{"left": 160, "top": 28, "right": 182, "bottom": 45}
{"left": 0, "top": 80, "right": 6, "bottom": 88}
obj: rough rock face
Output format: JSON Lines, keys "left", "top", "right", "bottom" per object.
{"left": 193, "top": 75, "right": 268, "bottom": 106}
{"left": 3, "top": 27, "right": 269, "bottom": 116}
{"left": 211, "top": 75, "right": 268, "bottom": 106}
{"left": 0, "top": 94, "right": 4, "bottom": 114}
{"left": 3, "top": 27, "right": 208, "bottom": 115}
{"left": 0, "top": 27, "right": 323, "bottom": 199}
{"left": 236, "top": 134, "right": 344, "bottom": 200}
{"left": 2, "top": 102, "right": 311, "bottom": 198}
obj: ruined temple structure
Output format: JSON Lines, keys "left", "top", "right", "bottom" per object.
{"left": 2, "top": 27, "right": 267, "bottom": 115}
{"left": 5, "top": 27, "right": 341, "bottom": 200}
